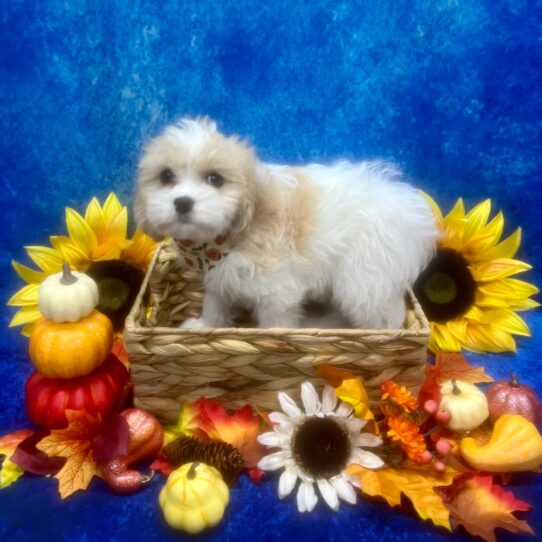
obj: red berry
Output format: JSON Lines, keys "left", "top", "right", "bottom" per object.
{"left": 435, "top": 439, "right": 452, "bottom": 456}
{"left": 424, "top": 400, "right": 438, "bottom": 414}
{"left": 434, "top": 460, "right": 446, "bottom": 472}
{"left": 435, "top": 409, "right": 451, "bottom": 424}
{"left": 419, "top": 451, "right": 433, "bottom": 464}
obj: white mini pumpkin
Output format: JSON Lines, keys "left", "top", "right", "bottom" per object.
{"left": 439, "top": 379, "right": 489, "bottom": 432}
{"left": 38, "top": 263, "right": 99, "bottom": 322}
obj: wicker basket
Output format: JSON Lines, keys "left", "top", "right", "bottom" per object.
{"left": 124, "top": 240, "right": 430, "bottom": 424}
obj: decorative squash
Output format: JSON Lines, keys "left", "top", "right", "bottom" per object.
{"left": 100, "top": 408, "right": 164, "bottom": 494}
{"left": 486, "top": 372, "right": 542, "bottom": 425}
{"left": 159, "top": 462, "right": 229, "bottom": 534}
{"left": 460, "top": 414, "right": 542, "bottom": 472}
{"left": 29, "top": 310, "right": 113, "bottom": 379}
{"left": 25, "top": 353, "right": 130, "bottom": 428}
{"left": 38, "top": 262, "right": 99, "bottom": 322}
{"left": 439, "top": 380, "right": 489, "bottom": 432}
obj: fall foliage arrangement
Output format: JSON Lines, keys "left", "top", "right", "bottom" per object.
{"left": 1, "top": 193, "right": 541, "bottom": 542}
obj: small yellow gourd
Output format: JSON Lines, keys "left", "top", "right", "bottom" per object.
{"left": 29, "top": 310, "right": 113, "bottom": 378}
{"left": 38, "top": 263, "right": 99, "bottom": 322}
{"left": 460, "top": 414, "right": 542, "bottom": 472}
{"left": 159, "top": 462, "right": 229, "bottom": 534}
{"left": 439, "top": 380, "right": 489, "bottom": 432}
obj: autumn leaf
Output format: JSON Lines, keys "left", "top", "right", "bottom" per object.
{"left": 149, "top": 453, "right": 174, "bottom": 476}
{"left": 0, "top": 430, "right": 33, "bottom": 489}
{"left": 438, "top": 474, "right": 534, "bottom": 542}
{"left": 197, "top": 399, "right": 265, "bottom": 468}
{"left": 163, "top": 402, "right": 203, "bottom": 446}
{"left": 11, "top": 431, "right": 66, "bottom": 475}
{"left": 317, "top": 364, "right": 379, "bottom": 434}
{"left": 316, "top": 364, "right": 356, "bottom": 387}
{"left": 36, "top": 410, "right": 102, "bottom": 499}
{"left": 435, "top": 352, "right": 494, "bottom": 384}
{"left": 348, "top": 464, "right": 458, "bottom": 530}
{"left": 418, "top": 364, "right": 442, "bottom": 405}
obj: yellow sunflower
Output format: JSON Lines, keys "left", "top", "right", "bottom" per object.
{"left": 414, "top": 196, "right": 539, "bottom": 353}
{"left": 8, "top": 193, "right": 156, "bottom": 335}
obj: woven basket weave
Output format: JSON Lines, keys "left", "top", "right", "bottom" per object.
{"left": 125, "top": 240, "right": 430, "bottom": 424}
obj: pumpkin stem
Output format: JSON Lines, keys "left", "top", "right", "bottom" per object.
{"left": 509, "top": 372, "right": 520, "bottom": 388}
{"left": 451, "top": 380, "right": 461, "bottom": 395}
{"left": 187, "top": 461, "right": 199, "bottom": 479}
{"left": 60, "top": 262, "right": 78, "bottom": 285}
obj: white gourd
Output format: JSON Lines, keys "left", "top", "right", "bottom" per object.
{"left": 439, "top": 379, "right": 489, "bottom": 432}
{"left": 38, "top": 263, "right": 99, "bottom": 322}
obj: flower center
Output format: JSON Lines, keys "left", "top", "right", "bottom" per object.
{"left": 413, "top": 248, "right": 476, "bottom": 323}
{"left": 291, "top": 417, "right": 351, "bottom": 479}
{"left": 85, "top": 260, "right": 144, "bottom": 331}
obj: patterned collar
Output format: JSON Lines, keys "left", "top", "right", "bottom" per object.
{"left": 175, "top": 234, "right": 229, "bottom": 273}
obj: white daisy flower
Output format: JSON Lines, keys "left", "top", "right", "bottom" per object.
{"left": 257, "top": 382, "right": 384, "bottom": 513}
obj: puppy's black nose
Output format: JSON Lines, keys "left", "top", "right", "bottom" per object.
{"left": 174, "top": 196, "right": 194, "bottom": 214}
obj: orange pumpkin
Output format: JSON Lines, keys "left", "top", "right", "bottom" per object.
{"left": 29, "top": 310, "right": 114, "bottom": 379}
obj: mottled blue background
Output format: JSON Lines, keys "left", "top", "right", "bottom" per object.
{"left": 0, "top": 1, "right": 541, "bottom": 541}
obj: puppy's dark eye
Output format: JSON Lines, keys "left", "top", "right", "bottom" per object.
{"left": 159, "top": 168, "right": 175, "bottom": 185}
{"left": 206, "top": 172, "right": 224, "bottom": 188}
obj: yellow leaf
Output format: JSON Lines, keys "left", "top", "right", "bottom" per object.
{"left": 335, "top": 378, "right": 379, "bottom": 433}
{"left": 0, "top": 459, "right": 25, "bottom": 489}
{"left": 347, "top": 464, "right": 458, "bottom": 530}
{"left": 164, "top": 402, "right": 202, "bottom": 446}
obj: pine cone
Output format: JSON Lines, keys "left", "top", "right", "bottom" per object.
{"left": 163, "top": 436, "right": 244, "bottom": 485}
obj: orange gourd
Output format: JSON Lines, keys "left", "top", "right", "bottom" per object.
{"left": 29, "top": 310, "right": 113, "bottom": 379}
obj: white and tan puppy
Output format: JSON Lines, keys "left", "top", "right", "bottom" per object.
{"left": 135, "top": 117, "right": 438, "bottom": 329}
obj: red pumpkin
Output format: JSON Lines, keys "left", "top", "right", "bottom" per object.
{"left": 25, "top": 353, "right": 131, "bottom": 429}
{"left": 486, "top": 372, "right": 542, "bottom": 425}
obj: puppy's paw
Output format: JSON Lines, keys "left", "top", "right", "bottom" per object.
{"left": 179, "top": 317, "right": 207, "bottom": 329}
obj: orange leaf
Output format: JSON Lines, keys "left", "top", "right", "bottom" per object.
{"left": 348, "top": 464, "right": 458, "bottom": 530}
{"left": 0, "top": 430, "right": 33, "bottom": 489}
{"left": 435, "top": 352, "right": 494, "bottom": 384}
{"left": 0, "top": 430, "right": 33, "bottom": 455}
{"left": 36, "top": 410, "right": 101, "bottom": 499}
{"left": 440, "top": 474, "right": 534, "bottom": 542}
{"left": 197, "top": 399, "right": 265, "bottom": 468}
{"left": 316, "top": 364, "right": 356, "bottom": 387}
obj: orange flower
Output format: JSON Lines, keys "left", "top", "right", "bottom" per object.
{"left": 387, "top": 415, "right": 427, "bottom": 462}
{"left": 381, "top": 381, "right": 419, "bottom": 413}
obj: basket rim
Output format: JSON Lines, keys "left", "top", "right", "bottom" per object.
{"left": 125, "top": 240, "right": 431, "bottom": 338}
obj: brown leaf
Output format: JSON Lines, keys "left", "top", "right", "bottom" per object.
{"left": 435, "top": 352, "right": 494, "bottom": 384}
{"left": 36, "top": 410, "right": 101, "bottom": 499}
{"left": 0, "top": 430, "right": 33, "bottom": 489}
{"left": 441, "top": 474, "right": 534, "bottom": 542}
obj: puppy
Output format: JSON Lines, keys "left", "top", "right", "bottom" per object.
{"left": 135, "top": 117, "right": 438, "bottom": 329}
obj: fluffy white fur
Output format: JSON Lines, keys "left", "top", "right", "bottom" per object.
{"left": 135, "top": 117, "right": 439, "bottom": 329}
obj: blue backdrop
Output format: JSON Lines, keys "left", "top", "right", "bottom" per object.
{"left": 1, "top": 1, "right": 541, "bottom": 541}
